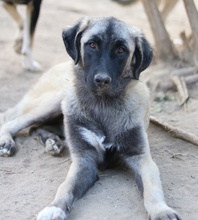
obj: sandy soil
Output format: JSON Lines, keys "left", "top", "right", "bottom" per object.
{"left": 0, "top": 0, "right": 198, "bottom": 219}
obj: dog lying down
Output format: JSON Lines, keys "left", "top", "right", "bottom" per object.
{"left": 0, "top": 17, "right": 181, "bottom": 220}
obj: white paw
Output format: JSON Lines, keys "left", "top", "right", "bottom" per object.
{"left": 37, "top": 206, "right": 67, "bottom": 220}
{"left": 45, "top": 138, "right": 63, "bottom": 156}
{"left": 0, "top": 135, "right": 16, "bottom": 157}
{"left": 22, "top": 57, "right": 42, "bottom": 72}
{"left": 150, "top": 205, "right": 181, "bottom": 220}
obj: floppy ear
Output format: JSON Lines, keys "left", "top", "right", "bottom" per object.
{"left": 62, "top": 18, "right": 90, "bottom": 64}
{"left": 132, "top": 35, "right": 153, "bottom": 80}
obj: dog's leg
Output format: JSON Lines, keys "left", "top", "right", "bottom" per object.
{"left": 37, "top": 149, "right": 99, "bottom": 220}
{"left": 126, "top": 155, "right": 181, "bottom": 220}
{"left": 0, "top": 62, "right": 67, "bottom": 156}
{"left": 22, "top": 0, "right": 42, "bottom": 72}
{"left": 0, "top": 109, "right": 60, "bottom": 157}
{"left": 0, "top": 90, "right": 63, "bottom": 156}
{"left": 120, "top": 128, "right": 181, "bottom": 220}
{"left": 2, "top": 2, "right": 24, "bottom": 54}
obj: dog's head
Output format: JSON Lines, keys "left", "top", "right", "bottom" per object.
{"left": 62, "top": 17, "right": 153, "bottom": 96}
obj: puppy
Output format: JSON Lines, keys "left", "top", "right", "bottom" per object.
{"left": 1, "top": 0, "right": 42, "bottom": 71}
{"left": 0, "top": 17, "right": 181, "bottom": 220}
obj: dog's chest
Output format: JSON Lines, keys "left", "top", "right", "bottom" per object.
{"left": 79, "top": 101, "right": 140, "bottom": 150}
{"left": 63, "top": 89, "right": 145, "bottom": 151}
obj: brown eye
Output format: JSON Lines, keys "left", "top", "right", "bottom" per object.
{"left": 117, "top": 47, "right": 125, "bottom": 53}
{"left": 89, "top": 42, "right": 96, "bottom": 49}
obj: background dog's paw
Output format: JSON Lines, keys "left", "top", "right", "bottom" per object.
{"left": 37, "top": 206, "right": 67, "bottom": 220}
{"left": 22, "top": 58, "right": 42, "bottom": 72}
{"left": 0, "top": 136, "right": 16, "bottom": 157}
{"left": 45, "top": 137, "right": 64, "bottom": 156}
{"left": 152, "top": 207, "right": 181, "bottom": 220}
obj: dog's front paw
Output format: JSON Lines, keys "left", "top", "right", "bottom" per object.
{"left": 151, "top": 206, "right": 181, "bottom": 220}
{"left": 0, "top": 135, "right": 16, "bottom": 157}
{"left": 37, "top": 206, "right": 67, "bottom": 220}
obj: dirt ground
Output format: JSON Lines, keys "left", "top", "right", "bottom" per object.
{"left": 0, "top": 0, "right": 198, "bottom": 220}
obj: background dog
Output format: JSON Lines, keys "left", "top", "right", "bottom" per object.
{"left": 1, "top": 0, "right": 42, "bottom": 71}
{"left": 0, "top": 17, "right": 181, "bottom": 220}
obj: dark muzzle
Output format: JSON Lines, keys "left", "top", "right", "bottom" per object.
{"left": 94, "top": 74, "right": 112, "bottom": 89}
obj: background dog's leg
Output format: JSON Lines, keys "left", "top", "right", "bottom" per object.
{"left": 2, "top": 2, "right": 24, "bottom": 54}
{"left": 22, "top": 0, "right": 42, "bottom": 72}
{"left": 37, "top": 149, "right": 99, "bottom": 220}
{"left": 124, "top": 141, "right": 181, "bottom": 220}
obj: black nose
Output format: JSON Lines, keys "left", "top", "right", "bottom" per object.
{"left": 94, "top": 74, "right": 111, "bottom": 88}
